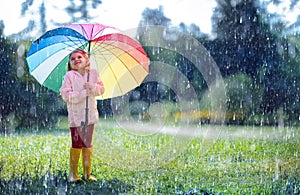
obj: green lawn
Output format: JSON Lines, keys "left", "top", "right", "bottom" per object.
{"left": 0, "top": 120, "right": 299, "bottom": 194}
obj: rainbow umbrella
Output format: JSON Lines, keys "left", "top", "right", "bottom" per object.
{"left": 26, "top": 23, "right": 149, "bottom": 99}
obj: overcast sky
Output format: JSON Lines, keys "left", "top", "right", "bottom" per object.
{"left": 0, "top": 0, "right": 217, "bottom": 36}
{"left": 0, "top": 0, "right": 299, "bottom": 37}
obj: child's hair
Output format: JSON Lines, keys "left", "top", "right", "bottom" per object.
{"left": 67, "top": 50, "right": 89, "bottom": 71}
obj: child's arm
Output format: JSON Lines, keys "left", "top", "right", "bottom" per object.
{"left": 89, "top": 69, "right": 105, "bottom": 96}
{"left": 60, "top": 73, "right": 87, "bottom": 104}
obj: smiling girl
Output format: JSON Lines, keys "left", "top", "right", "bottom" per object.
{"left": 60, "top": 50, "right": 105, "bottom": 182}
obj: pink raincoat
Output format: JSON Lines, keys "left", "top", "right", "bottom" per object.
{"left": 60, "top": 69, "right": 105, "bottom": 127}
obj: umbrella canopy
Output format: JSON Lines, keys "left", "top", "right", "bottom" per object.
{"left": 26, "top": 23, "right": 149, "bottom": 99}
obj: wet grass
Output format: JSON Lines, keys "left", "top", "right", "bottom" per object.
{"left": 0, "top": 121, "right": 299, "bottom": 194}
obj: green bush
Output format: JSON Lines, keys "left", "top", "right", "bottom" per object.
{"left": 224, "top": 73, "right": 264, "bottom": 124}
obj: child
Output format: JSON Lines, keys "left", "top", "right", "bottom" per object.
{"left": 60, "top": 50, "right": 105, "bottom": 182}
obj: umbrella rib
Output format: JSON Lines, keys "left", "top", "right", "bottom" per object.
{"left": 91, "top": 43, "right": 130, "bottom": 95}
{"left": 97, "top": 44, "right": 126, "bottom": 95}
{"left": 93, "top": 40, "right": 142, "bottom": 86}
{"left": 113, "top": 44, "right": 146, "bottom": 85}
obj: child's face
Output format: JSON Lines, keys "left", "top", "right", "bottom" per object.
{"left": 69, "top": 52, "right": 89, "bottom": 71}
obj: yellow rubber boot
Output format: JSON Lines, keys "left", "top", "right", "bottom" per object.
{"left": 69, "top": 148, "right": 82, "bottom": 183}
{"left": 82, "top": 147, "right": 97, "bottom": 182}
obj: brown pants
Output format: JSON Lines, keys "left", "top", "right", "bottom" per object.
{"left": 70, "top": 124, "right": 94, "bottom": 148}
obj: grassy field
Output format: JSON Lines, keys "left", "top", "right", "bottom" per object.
{"left": 0, "top": 119, "right": 299, "bottom": 194}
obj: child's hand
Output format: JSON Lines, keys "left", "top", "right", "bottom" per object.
{"left": 85, "top": 62, "right": 91, "bottom": 71}
{"left": 85, "top": 65, "right": 90, "bottom": 71}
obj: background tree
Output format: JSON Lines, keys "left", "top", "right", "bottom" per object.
{"left": 0, "top": 25, "right": 19, "bottom": 133}
{"left": 136, "top": 6, "right": 172, "bottom": 106}
{"left": 211, "top": 0, "right": 279, "bottom": 79}
{"left": 66, "top": 0, "right": 102, "bottom": 22}
{"left": 208, "top": 0, "right": 284, "bottom": 122}
{"left": 259, "top": 0, "right": 300, "bottom": 125}
{"left": 20, "top": 0, "right": 46, "bottom": 37}
{"left": 0, "top": 27, "right": 64, "bottom": 132}
{"left": 137, "top": 6, "right": 205, "bottom": 106}
{"left": 138, "top": 6, "right": 171, "bottom": 27}
{"left": 137, "top": 6, "right": 225, "bottom": 119}
{"left": 19, "top": 0, "right": 103, "bottom": 38}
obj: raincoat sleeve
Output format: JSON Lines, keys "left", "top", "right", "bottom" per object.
{"left": 90, "top": 69, "right": 105, "bottom": 96}
{"left": 60, "top": 73, "right": 87, "bottom": 104}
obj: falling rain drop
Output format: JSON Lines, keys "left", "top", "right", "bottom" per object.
{"left": 17, "top": 66, "right": 25, "bottom": 78}
{"left": 17, "top": 44, "right": 25, "bottom": 57}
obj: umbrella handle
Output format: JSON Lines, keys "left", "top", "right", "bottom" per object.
{"left": 82, "top": 71, "right": 90, "bottom": 141}
{"left": 85, "top": 71, "right": 90, "bottom": 126}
